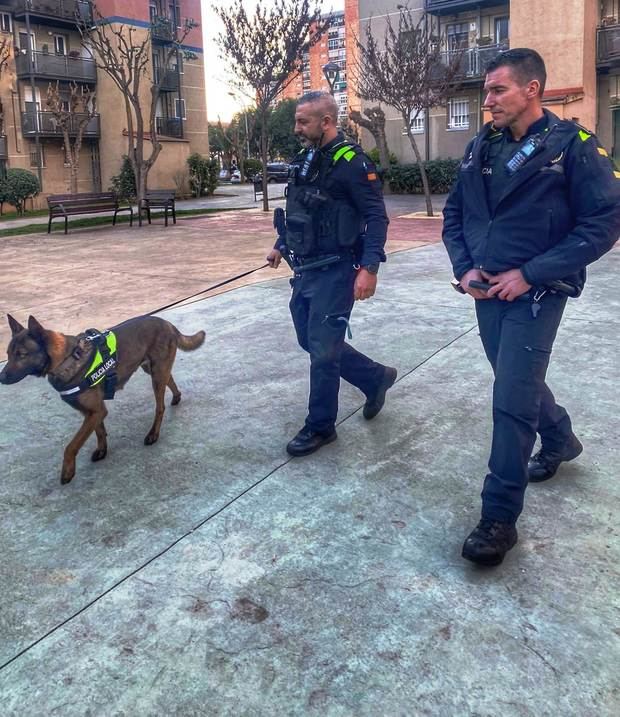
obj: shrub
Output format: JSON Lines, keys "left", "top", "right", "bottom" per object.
{"left": 385, "top": 158, "right": 460, "bottom": 194}
{"left": 187, "top": 153, "right": 218, "bottom": 196}
{"left": 367, "top": 147, "right": 398, "bottom": 167}
{"left": 110, "top": 156, "right": 136, "bottom": 200}
{"left": 242, "top": 158, "right": 262, "bottom": 180}
{"left": 0, "top": 168, "right": 40, "bottom": 215}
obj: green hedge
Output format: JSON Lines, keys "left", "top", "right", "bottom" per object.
{"left": 385, "top": 159, "right": 460, "bottom": 194}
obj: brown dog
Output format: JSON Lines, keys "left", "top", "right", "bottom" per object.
{"left": 0, "top": 314, "right": 205, "bottom": 484}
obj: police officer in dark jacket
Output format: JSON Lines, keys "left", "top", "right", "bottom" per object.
{"left": 443, "top": 49, "right": 620, "bottom": 566}
{"left": 267, "top": 91, "right": 396, "bottom": 457}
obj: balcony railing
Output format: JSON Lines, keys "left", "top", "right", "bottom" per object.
{"left": 151, "top": 15, "right": 176, "bottom": 43}
{"left": 597, "top": 24, "right": 620, "bottom": 67}
{"left": 0, "top": 136, "right": 7, "bottom": 160}
{"left": 154, "top": 67, "right": 179, "bottom": 92}
{"left": 425, "top": 0, "right": 507, "bottom": 13}
{"left": 12, "top": 1, "right": 93, "bottom": 25}
{"left": 16, "top": 51, "right": 97, "bottom": 82}
{"left": 155, "top": 116, "right": 183, "bottom": 138}
{"left": 440, "top": 43, "right": 508, "bottom": 81}
{"left": 21, "top": 111, "right": 100, "bottom": 138}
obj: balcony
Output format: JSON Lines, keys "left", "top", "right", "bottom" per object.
{"left": 0, "top": 136, "right": 7, "bottom": 160}
{"left": 440, "top": 43, "right": 508, "bottom": 83}
{"left": 155, "top": 116, "right": 183, "bottom": 138}
{"left": 154, "top": 67, "right": 179, "bottom": 92}
{"left": 11, "top": 1, "right": 93, "bottom": 27}
{"left": 16, "top": 51, "right": 97, "bottom": 83}
{"left": 597, "top": 24, "right": 620, "bottom": 69}
{"left": 21, "top": 111, "right": 100, "bottom": 138}
{"left": 425, "top": 0, "right": 508, "bottom": 13}
{"left": 151, "top": 15, "right": 176, "bottom": 43}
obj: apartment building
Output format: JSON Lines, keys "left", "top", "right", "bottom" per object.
{"left": 279, "top": 10, "right": 352, "bottom": 122}
{"left": 354, "top": 0, "right": 619, "bottom": 163}
{"left": 0, "top": 0, "right": 208, "bottom": 207}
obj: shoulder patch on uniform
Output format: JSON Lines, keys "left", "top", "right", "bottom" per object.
{"left": 578, "top": 129, "right": 591, "bottom": 142}
{"left": 597, "top": 146, "right": 609, "bottom": 157}
{"left": 614, "top": 170, "right": 620, "bottom": 179}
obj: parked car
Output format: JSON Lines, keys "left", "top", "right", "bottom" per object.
{"left": 231, "top": 169, "right": 241, "bottom": 183}
{"left": 254, "top": 162, "right": 290, "bottom": 184}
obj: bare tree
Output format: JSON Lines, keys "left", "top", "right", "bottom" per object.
{"left": 216, "top": 0, "right": 329, "bottom": 211}
{"left": 45, "top": 81, "right": 96, "bottom": 194}
{"left": 0, "top": 36, "right": 11, "bottom": 136}
{"left": 349, "top": 106, "right": 391, "bottom": 191}
{"left": 353, "top": 8, "right": 462, "bottom": 216}
{"left": 78, "top": 4, "right": 197, "bottom": 204}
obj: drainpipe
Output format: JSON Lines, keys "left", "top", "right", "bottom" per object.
{"left": 24, "top": 11, "right": 43, "bottom": 190}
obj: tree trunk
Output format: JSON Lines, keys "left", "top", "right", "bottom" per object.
{"left": 349, "top": 107, "right": 391, "bottom": 194}
{"left": 261, "top": 109, "right": 269, "bottom": 212}
{"left": 404, "top": 115, "right": 433, "bottom": 217}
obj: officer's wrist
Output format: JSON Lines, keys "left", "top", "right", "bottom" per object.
{"left": 361, "top": 263, "right": 380, "bottom": 275}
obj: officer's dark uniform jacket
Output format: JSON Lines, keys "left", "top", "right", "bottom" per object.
{"left": 443, "top": 109, "right": 620, "bottom": 291}
{"left": 282, "top": 134, "right": 388, "bottom": 265}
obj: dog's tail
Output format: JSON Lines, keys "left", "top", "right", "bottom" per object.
{"left": 176, "top": 329, "right": 206, "bottom": 352}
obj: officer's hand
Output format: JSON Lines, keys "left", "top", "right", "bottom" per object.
{"left": 266, "top": 249, "right": 282, "bottom": 269}
{"left": 354, "top": 269, "right": 377, "bottom": 301}
{"left": 460, "top": 269, "right": 490, "bottom": 300}
{"left": 484, "top": 269, "right": 531, "bottom": 301}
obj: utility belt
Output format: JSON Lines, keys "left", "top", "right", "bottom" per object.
{"left": 291, "top": 250, "right": 356, "bottom": 274}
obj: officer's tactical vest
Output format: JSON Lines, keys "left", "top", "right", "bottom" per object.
{"left": 284, "top": 143, "right": 364, "bottom": 257}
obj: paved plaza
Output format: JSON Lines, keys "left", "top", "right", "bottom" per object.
{"left": 0, "top": 195, "right": 618, "bottom": 715}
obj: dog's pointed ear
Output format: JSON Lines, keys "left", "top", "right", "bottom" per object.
{"left": 28, "top": 315, "right": 46, "bottom": 340}
{"left": 7, "top": 314, "right": 25, "bottom": 336}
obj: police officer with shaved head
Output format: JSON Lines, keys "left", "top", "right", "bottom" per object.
{"left": 443, "top": 48, "right": 620, "bottom": 566}
{"left": 267, "top": 91, "right": 396, "bottom": 456}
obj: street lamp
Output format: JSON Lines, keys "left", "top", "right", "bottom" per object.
{"left": 228, "top": 91, "right": 251, "bottom": 158}
{"left": 322, "top": 61, "right": 340, "bottom": 95}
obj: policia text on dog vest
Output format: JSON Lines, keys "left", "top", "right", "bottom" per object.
{"left": 283, "top": 143, "right": 365, "bottom": 257}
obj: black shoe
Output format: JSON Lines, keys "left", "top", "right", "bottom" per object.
{"left": 462, "top": 519, "right": 518, "bottom": 567}
{"left": 528, "top": 434, "right": 583, "bottom": 483}
{"left": 286, "top": 426, "right": 337, "bottom": 457}
{"left": 363, "top": 366, "right": 397, "bottom": 420}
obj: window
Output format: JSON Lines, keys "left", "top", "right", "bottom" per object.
{"left": 446, "top": 23, "right": 469, "bottom": 51}
{"left": 0, "top": 13, "right": 11, "bottom": 33}
{"left": 409, "top": 113, "right": 425, "bottom": 133}
{"left": 448, "top": 98, "right": 469, "bottom": 129}
{"left": 494, "top": 16, "right": 509, "bottom": 45}
{"left": 175, "top": 98, "right": 186, "bottom": 119}
{"left": 54, "top": 35, "right": 67, "bottom": 56}
{"left": 30, "top": 145, "right": 45, "bottom": 168}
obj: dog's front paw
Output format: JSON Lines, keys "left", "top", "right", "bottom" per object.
{"left": 171, "top": 394, "right": 181, "bottom": 406}
{"left": 144, "top": 432, "right": 159, "bottom": 446}
{"left": 91, "top": 447, "right": 107, "bottom": 462}
{"left": 60, "top": 464, "right": 75, "bottom": 484}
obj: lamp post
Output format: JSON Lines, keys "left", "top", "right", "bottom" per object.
{"left": 322, "top": 61, "right": 340, "bottom": 95}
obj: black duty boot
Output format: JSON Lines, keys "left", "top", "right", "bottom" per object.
{"left": 363, "top": 366, "right": 398, "bottom": 420}
{"left": 286, "top": 426, "right": 337, "bottom": 457}
{"left": 528, "top": 434, "right": 583, "bottom": 483}
{"left": 462, "top": 519, "right": 518, "bottom": 567}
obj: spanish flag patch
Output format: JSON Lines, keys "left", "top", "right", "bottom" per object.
{"left": 367, "top": 172, "right": 377, "bottom": 181}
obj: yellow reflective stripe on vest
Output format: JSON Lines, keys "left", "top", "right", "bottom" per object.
{"left": 85, "top": 332, "right": 117, "bottom": 383}
{"left": 333, "top": 144, "right": 359, "bottom": 163}
{"left": 578, "top": 129, "right": 591, "bottom": 142}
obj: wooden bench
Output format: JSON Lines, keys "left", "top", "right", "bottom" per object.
{"left": 138, "top": 189, "right": 176, "bottom": 227}
{"left": 47, "top": 192, "right": 133, "bottom": 235}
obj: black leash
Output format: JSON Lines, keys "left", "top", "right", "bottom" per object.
{"left": 149, "top": 263, "right": 270, "bottom": 316}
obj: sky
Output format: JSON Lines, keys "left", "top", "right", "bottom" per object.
{"left": 201, "top": 0, "right": 344, "bottom": 122}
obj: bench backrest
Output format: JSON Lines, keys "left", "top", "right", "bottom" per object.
{"left": 145, "top": 189, "right": 175, "bottom": 200}
{"left": 47, "top": 192, "right": 120, "bottom": 213}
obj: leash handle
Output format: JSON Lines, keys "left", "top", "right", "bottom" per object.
{"left": 149, "top": 263, "right": 269, "bottom": 315}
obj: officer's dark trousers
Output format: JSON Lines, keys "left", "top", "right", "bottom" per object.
{"left": 475, "top": 293, "right": 573, "bottom": 524}
{"left": 289, "top": 260, "right": 385, "bottom": 434}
